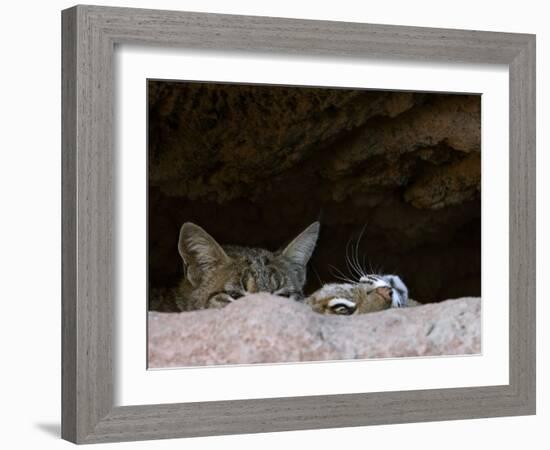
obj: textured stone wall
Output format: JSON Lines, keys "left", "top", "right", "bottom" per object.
{"left": 148, "top": 81, "right": 481, "bottom": 309}
{"left": 148, "top": 294, "right": 481, "bottom": 367}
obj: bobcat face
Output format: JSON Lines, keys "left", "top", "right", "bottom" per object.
{"left": 306, "top": 282, "right": 393, "bottom": 315}
{"left": 176, "top": 222, "right": 320, "bottom": 311}
{"left": 306, "top": 274, "right": 409, "bottom": 315}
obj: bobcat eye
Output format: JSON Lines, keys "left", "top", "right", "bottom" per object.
{"left": 225, "top": 291, "right": 244, "bottom": 300}
{"left": 328, "top": 298, "right": 357, "bottom": 315}
{"left": 331, "top": 305, "right": 354, "bottom": 315}
{"left": 277, "top": 291, "right": 298, "bottom": 298}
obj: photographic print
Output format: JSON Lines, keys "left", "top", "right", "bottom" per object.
{"left": 61, "top": 7, "right": 535, "bottom": 441}
{"left": 147, "top": 80, "right": 481, "bottom": 369}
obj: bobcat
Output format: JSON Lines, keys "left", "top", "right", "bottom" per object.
{"left": 305, "top": 227, "right": 415, "bottom": 315}
{"left": 174, "top": 221, "right": 320, "bottom": 311}
{"left": 306, "top": 274, "right": 417, "bottom": 315}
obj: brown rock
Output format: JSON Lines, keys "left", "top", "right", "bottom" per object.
{"left": 322, "top": 95, "right": 481, "bottom": 183}
{"left": 148, "top": 83, "right": 418, "bottom": 201}
{"left": 148, "top": 294, "right": 481, "bottom": 368}
{"left": 404, "top": 152, "right": 481, "bottom": 209}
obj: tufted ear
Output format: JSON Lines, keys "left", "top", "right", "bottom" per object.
{"left": 281, "top": 221, "right": 320, "bottom": 267}
{"left": 178, "top": 223, "right": 230, "bottom": 286}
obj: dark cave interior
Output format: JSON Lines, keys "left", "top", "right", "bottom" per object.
{"left": 147, "top": 80, "right": 481, "bottom": 311}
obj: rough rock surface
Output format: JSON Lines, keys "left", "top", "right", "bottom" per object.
{"left": 148, "top": 84, "right": 419, "bottom": 200}
{"left": 148, "top": 83, "right": 481, "bottom": 305}
{"left": 149, "top": 83, "right": 479, "bottom": 205}
{"left": 148, "top": 294, "right": 481, "bottom": 368}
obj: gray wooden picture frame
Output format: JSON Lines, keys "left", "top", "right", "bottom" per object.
{"left": 61, "top": 4, "right": 536, "bottom": 444}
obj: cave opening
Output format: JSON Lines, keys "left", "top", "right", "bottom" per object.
{"left": 148, "top": 80, "right": 481, "bottom": 311}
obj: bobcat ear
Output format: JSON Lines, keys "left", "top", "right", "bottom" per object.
{"left": 178, "top": 223, "right": 230, "bottom": 286}
{"left": 281, "top": 221, "right": 320, "bottom": 267}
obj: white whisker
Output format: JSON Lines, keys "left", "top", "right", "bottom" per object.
{"left": 345, "top": 238, "right": 362, "bottom": 279}
{"left": 311, "top": 265, "right": 324, "bottom": 286}
{"left": 353, "top": 224, "right": 367, "bottom": 278}
{"left": 329, "top": 265, "right": 358, "bottom": 285}
{"left": 362, "top": 254, "right": 368, "bottom": 277}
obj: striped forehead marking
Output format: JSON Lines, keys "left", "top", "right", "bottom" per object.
{"left": 359, "top": 275, "right": 388, "bottom": 286}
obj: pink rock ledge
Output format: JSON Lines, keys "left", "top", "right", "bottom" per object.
{"left": 148, "top": 293, "right": 481, "bottom": 368}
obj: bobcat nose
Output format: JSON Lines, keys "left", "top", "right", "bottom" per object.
{"left": 376, "top": 287, "right": 393, "bottom": 302}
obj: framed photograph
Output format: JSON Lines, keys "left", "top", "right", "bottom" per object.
{"left": 62, "top": 5, "right": 535, "bottom": 444}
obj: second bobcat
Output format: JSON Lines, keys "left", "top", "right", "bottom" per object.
{"left": 175, "top": 221, "right": 320, "bottom": 311}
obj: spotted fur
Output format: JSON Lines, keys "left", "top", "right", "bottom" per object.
{"left": 306, "top": 282, "right": 392, "bottom": 315}
{"left": 307, "top": 274, "right": 414, "bottom": 315}
{"left": 174, "top": 222, "right": 320, "bottom": 311}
